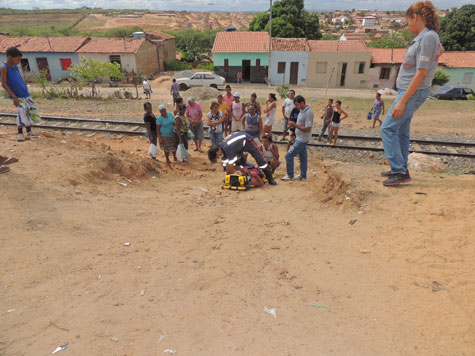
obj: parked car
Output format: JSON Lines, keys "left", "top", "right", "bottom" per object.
{"left": 175, "top": 72, "right": 225, "bottom": 91}
{"left": 430, "top": 85, "right": 475, "bottom": 100}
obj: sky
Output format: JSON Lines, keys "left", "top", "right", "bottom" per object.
{"left": 0, "top": 0, "right": 472, "bottom": 12}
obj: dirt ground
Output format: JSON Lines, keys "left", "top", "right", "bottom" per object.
{"left": 0, "top": 126, "right": 474, "bottom": 355}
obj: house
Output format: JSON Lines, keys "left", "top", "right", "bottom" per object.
{"left": 438, "top": 52, "right": 475, "bottom": 90}
{"left": 362, "top": 17, "right": 376, "bottom": 27}
{"left": 306, "top": 40, "right": 371, "bottom": 89}
{"left": 270, "top": 38, "right": 308, "bottom": 86}
{"left": 145, "top": 31, "right": 177, "bottom": 65}
{"left": 76, "top": 37, "right": 162, "bottom": 77}
{"left": 339, "top": 32, "right": 371, "bottom": 42}
{"left": 212, "top": 31, "right": 269, "bottom": 84}
{"left": 0, "top": 36, "right": 89, "bottom": 81}
{"left": 367, "top": 48, "right": 406, "bottom": 89}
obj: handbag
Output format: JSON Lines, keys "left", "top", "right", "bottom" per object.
{"left": 367, "top": 111, "right": 373, "bottom": 120}
{"left": 176, "top": 143, "right": 191, "bottom": 162}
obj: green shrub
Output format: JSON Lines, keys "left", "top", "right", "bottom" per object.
{"left": 432, "top": 69, "right": 450, "bottom": 87}
{"left": 164, "top": 60, "right": 193, "bottom": 71}
{"left": 277, "top": 83, "right": 290, "bottom": 99}
{"left": 196, "top": 63, "right": 214, "bottom": 71}
{"left": 468, "top": 94, "right": 474, "bottom": 100}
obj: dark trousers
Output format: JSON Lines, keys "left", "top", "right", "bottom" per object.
{"left": 175, "top": 132, "right": 188, "bottom": 150}
{"left": 319, "top": 120, "right": 330, "bottom": 138}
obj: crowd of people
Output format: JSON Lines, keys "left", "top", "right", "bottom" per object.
{"left": 1, "top": 1, "right": 443, "bottom": 189}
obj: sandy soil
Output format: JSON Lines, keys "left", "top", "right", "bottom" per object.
{"left": 0, "top": 127, "right": 474, "bottom": 355}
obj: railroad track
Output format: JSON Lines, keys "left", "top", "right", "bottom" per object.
{"left": 1, "top": 112, "right": 474, "bottom": 158}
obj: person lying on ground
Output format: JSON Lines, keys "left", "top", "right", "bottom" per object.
{"left": 208, "top": 131, "right": 277, "bottom": 185}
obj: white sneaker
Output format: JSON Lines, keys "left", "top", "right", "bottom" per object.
{"left": 17, "top": 133, "right": 25, "bottom": 142}
{"left": 295, "top": 175, "right": 306, "bottom": 181}
{"left": 281, "top": 175, "right": 294, "bottom": 181}
{"left": 26, "top": 132, "right": 39, "bottom": 139}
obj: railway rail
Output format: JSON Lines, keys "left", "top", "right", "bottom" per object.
{"left": 1, "top": 112, "right": 474, "bottom": 158}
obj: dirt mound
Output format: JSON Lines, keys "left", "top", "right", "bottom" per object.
{"left": 182, "top": 86, "right": 219, "bottom": 102}
{"left": 86, "top": 152, "right": 159, "bottom": 182}
{"left": 314, "top": 169, "right": 365, "bottom": 208}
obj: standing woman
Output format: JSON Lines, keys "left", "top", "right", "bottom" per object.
{"left": 263, "top": 93, "right": 277, "bottom": 139}
{"left": 380, "top": 1, "right": 442, "bottom": 186}
{"left": 157, "top": 105, "right": 177, "bottom": 165}
{"left": 329, "top": 100, "right": 348, "bottom": 146}
{"left": 244, "top": 103, "right": 262, "bottom": 143}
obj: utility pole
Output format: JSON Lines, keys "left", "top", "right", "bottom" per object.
{"left": 268, "top": 0, "right": 272, "bottom": 86}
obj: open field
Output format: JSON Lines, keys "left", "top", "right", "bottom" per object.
{"left": 75, "top": 12, "right": 255, "bottom": 32}
{"left": 0, "top": 12, "right": 83, "bottom": 33}
{"left": 1, "top": 126, "right": 474, "bottom": 355}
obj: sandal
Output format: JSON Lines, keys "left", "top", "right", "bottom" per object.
{"left": 0, "top": 165, "right": 10, "bottom": 174}
{"left": 0, "top": 156, "right": 19, "bottom": 165}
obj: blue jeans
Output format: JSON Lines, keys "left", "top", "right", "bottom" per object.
{"left": 285, "top": 139, "right": 308, "bottom": 179}
{"left": 380, "top": 88, "right": 430, "bottom": 174}
{"left": 210, "top": 131, "right": 223, "bottom": 148}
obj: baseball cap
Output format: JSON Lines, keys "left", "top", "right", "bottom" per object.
{"left": 234, "top": 93, "right": 240, "bottom": 98}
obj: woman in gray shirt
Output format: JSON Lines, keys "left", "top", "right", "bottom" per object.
{"left": 380, "top": 1, "right": 442, "bottom": 186}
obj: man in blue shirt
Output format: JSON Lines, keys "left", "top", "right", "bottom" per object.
{"left": 1, "top": 47, "right": 41, "bottom": 141}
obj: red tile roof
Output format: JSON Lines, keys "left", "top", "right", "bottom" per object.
{"left": 308, "top": 40, "right": 368, "bottom": 52}
{"left": 212, "top": 32, "right": 269, "bottom": 53}
{"left": 369, "top": 48, "right": 407, "bottom": 64}
{"left": 76, "top": 37, "right": 147, "bottom": 54}
{"left": 271, "top": 38, "right": 308, "bottom": 51}
{"left": 439, "top": 51, "right": 475, "bottom": 68}
{"left": 0, "top": 36, "right": 88, "bottom": 53}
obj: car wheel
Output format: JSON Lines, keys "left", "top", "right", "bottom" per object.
{"left": 179, "top": 83, "right": 188, "bottom": 91}
{"left": 210, "top": 84, "right": 217, "bottom": 89}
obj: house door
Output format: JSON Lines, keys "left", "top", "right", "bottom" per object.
{"left": 340, "top": 62, "right": 347, "bottom": 87}
{"left": 36, "top": 57, "right": 51, "bottom": 81}
{"left": 242, "top": 60, "right": 251, "bottom": 82}
{"left": 289, "top": 62, "right": 299, "bottom": 85}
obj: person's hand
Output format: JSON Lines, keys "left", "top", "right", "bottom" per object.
{"left": 158, "top": 136, "right": 164, "bottom": 145}
{"left": 288, "top": 121, "right": 296, "bottom": 128}
{"left": 391, "top": 101, "right": 406, "bottom": 119}
{"left": 13, "top": 97, "right": 20, "bottom": 106}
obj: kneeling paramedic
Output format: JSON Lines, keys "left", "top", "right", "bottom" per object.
{"left": 208, "top": 132, "right": 277, "bottom": 185}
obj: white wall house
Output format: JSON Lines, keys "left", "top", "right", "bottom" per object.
{"left": 270, "top": 38, "right": 308, "bottom": 86}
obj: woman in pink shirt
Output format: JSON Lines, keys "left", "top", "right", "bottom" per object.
{"left": 186, "top": 97, "right": 204, "bottom": 152}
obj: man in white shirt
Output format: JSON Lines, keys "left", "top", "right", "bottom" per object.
{"left": 281, "top": 89, "right": 295, "bottom": 140}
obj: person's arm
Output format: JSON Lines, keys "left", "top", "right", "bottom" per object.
{"left": 381, "top": 100, "right": 385, "bottom": 115}
{"left": 198, "top": 108, "right": 203, "bottom": 122}
{"left": 207, "top": 113, "right": 215, "bottom": 127}
{"left": 1, "top": 66, "right": 20, "bottom": 106}
{"left": 272, "top": 144, "right": 279, "bottom": 161}
{"left": 145, "top": 121, "right": 154, "bottom": 144}
{"left": 392, "top": 69, "right": 427, "bottom": 119}
{"left": 241, "top": 104, "right": 246, "bottom": 122}
{"left": 340, "top": 109, "right": 349, "bottom": 121}
{"left": 157, "top": 125, "right": 164, "bottom": 144}
{"left": 226, "top": 164, "right": 236, "bottom": 173}
{"left": 175, "top": 118, "right": 183, "bottom": 144}
{"left": 217, "top": 112, "right": 224, "bottom": 125}
{"left": 257, "top": 102, "right": 262, "bottom": 116}
{"left": 282, "top": 100, "right": 286, "bottom": 118}
{"left": 258, "top": 116, "right": 263, "bottom": 138}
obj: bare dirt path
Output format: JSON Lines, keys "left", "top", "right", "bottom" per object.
{"left": 1, "top": 128, "right": 474, "bottom": 355}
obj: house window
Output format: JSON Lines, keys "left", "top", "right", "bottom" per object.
{"left": 316, "top": 61, "right": 327, "bottom": 73}
{"left": 379, "top": 67, "right": 391, "bottom": 80}
{"left": 60, "top": 58, "right": 72, "bottom": 70}
{"left": 224, "top": 59, "right": 229, "bottom": 72}
{"left": 358, "top": 62, "right": 365, "bottom": 74}
{"left": 277, "top": 62, "right": 286, "bottom": 74}
{"left": 20, "top": 58, "right": 30, "bottom": 72}
{"left": 256, "top": 59, "right": 261, "bottom": 72}
{"left": 109, "top": 55, "right": 121, "bottom": 66}
{"left": 463, "top": 72, "right": 473, "bottom": 84}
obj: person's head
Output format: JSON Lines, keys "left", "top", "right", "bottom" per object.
{"left": 208, "top": 146, "right": 221, "bottom": 163}
{"left": 248, "top": 103, "right": 257, "bottom": 116}
{"left": 250, "top": 93, "right": 257, "bottom": 101}
{"left": 188, "top": 97, "right": 195, "bottom": 106}
{"left": 210, "top": 101, "right": 219, "bottom": 111}
{"left": 172, "top": 78, "right": 176, "bottom": 83}
{"left": 335, "top": 100, "right": 342, "bottom": 108}
{"left": 405, "top": 1, "right": 440, "bottom": 34}
{"left": 225, "top": 85, "right": 232, "bottom": 95}
{"left": 158, "top": 104, "right": 167, "bottom": 117}
{"left": 144, "top": 102, "right": 152, "bottom": 113}
{"left": 268, "top": 93, "right": 277, "bottom": 102}
{"left": 176, "top": 97, "right": 183, "bottom": 105}
{"left": 217, "top": 94, "right": 223, "bottom": 103}
{"left": 328, "top": 98, "right": 334, "bottom": 106}
{"left": 288, "top": 90, "right": 296, "bottom": 99}
{"left": 262, "top": 134, "right": 273, "bottom": 147}
{"left": 294, "top": 95, "right": 306, "bottom": 110}
{"left": 234, "top": 93, "right": 240, "bottom": 102}
{"left": 178, "top": 104, "right": 187, "bottom": 115}
{"left": 376, "top": 92, "right": 382, "bottom": 99}
{"left": 6, "top": 47, "right": 22, "bottom": 65}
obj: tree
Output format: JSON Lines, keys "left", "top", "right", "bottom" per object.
{"left": 249, "top": 0, "right": 322, "bottom": 40}
{"left": 440, "top": 5, "right": 475, "bottom": 51}
{"left": 367, "top": 29, "right": 415, "bottom": 48}
{"left": 68, "top": 58, "right": 124, "bottom": 97}
{"left": 432, "top": 69, "right": 450, "bottom": 87}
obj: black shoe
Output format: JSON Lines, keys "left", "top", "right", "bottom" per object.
{"left": 383, "top": 173, "right": 411, "bottom": 186}
{"left": 268, "top": 177, "right": 277, "bottom": 185}
{"left": 381, "top": 170, "right": 409, "bottom": 177}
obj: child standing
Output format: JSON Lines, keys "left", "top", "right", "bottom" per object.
{"left": 329, "top": 100, "right": 348, "bottom": 146}
{"left": 230, "top": 93, "right": 245, "bottom": 132}
{"left": 1, "top": 47, "right": 40, "bottom": 141}
{"left": 217, "top": 94, "right": 228, "bottom": 133}
{"left": 372, "top": 92, "right": 385, "bottom": 128}
{"left": 207, "top": 101, "right": 224, "bottom": 148}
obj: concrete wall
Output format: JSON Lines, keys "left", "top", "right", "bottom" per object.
{"left": 307, "top": 51, "right": 372, "bottom": 89}
{"left": 213, "top": 52, "right": 269, "bottom": 67}
{"left": 367, "top": 64, "right": 399, "bottom": 90}
{"left": 78, "top": 53, "right": 137, "bottom": 74}
{"left": 163, "top": 38, "right": 176, "bottom": 63}
{"left": 214, "top": 52, "right": 269, "bottom": 84}
{"left": 135, "top": 40, "right": 160, "bottom": 75}
{"left": 443, "top": 67, "right": 475, "bottom": 90}
{"left": 0, "top": 52, "right": 79, "bottom": 81}
{"left": 270, "top": 51, "right": 308, "bottom": 86}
